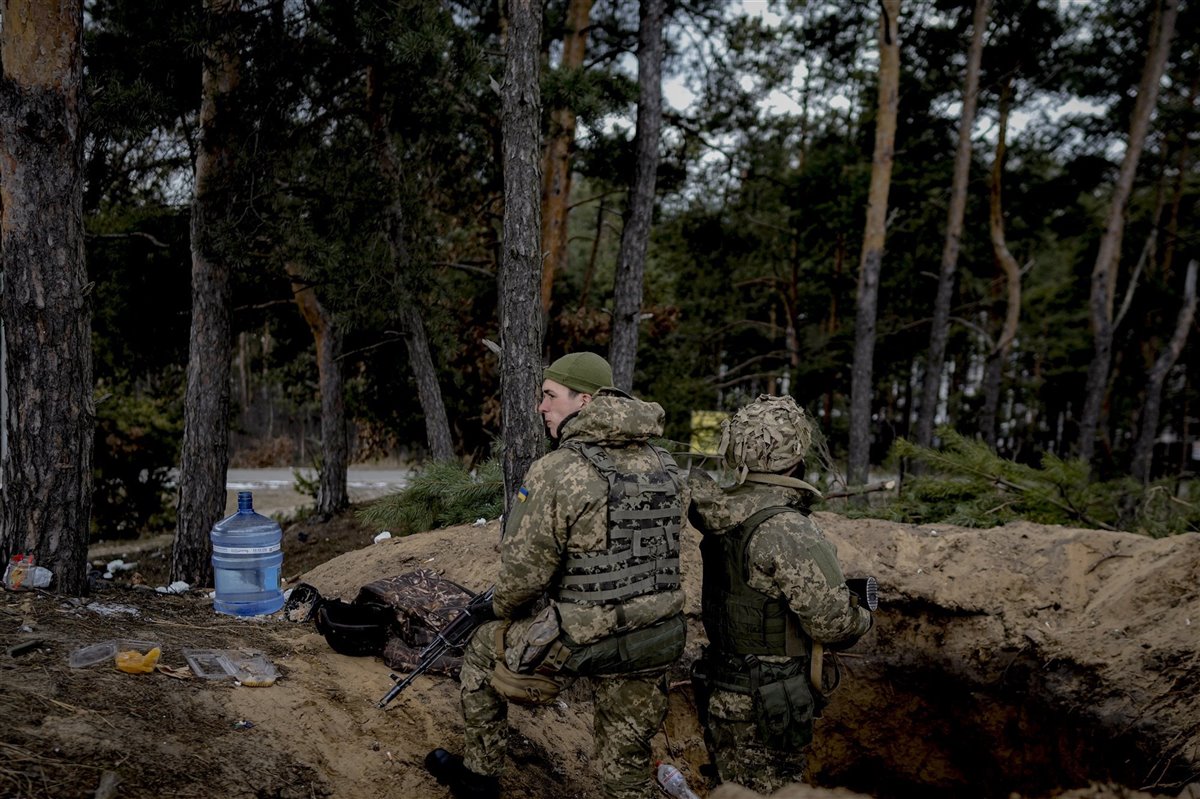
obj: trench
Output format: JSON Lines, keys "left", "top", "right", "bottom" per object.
{"left": 802, "top": 623, "right": 1192, "bottom": 799}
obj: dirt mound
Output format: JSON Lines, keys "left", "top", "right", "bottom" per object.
{"left": 1, "top": 513, "right": 1196, "bottom": 799}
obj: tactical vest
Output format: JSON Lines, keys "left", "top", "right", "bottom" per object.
{"left": 555, "top": 441, "right": 682, "bottom": 606}
{"left": 700, "top": 506, "right": 808, "bottom": 656}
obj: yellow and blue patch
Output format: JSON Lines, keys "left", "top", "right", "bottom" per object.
{"left": 516, "top": 486, "right": 530, "bottom": 503}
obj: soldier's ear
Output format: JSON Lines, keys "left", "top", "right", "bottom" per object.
{"left": 578, "top": 393, "right": 593, "bottom": 407}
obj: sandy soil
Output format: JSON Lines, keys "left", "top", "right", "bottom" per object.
{"left": 1, "top": 509, "right": 1197, "bottom": 799}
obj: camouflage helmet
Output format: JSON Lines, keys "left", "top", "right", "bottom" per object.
{"left": 718, "top": 394, "right": 814, "bottom": 477}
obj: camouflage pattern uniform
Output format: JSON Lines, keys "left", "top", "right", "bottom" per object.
{"left": 688, "top": 396, "right": 871, "bottom": 794}
{"left": 459, "top": 389, "right": 685, "bottom": 799}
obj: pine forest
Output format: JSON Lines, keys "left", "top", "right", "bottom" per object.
{"left": 2, "top": 0, "right": 1199, "bottom": 591}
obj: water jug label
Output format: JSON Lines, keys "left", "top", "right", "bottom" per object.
{"left": 212, "top": 544, "right": 281, "bottom": 555}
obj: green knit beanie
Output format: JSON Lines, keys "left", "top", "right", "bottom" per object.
{"left": 543, "top": 352, "right": 613, "bottom": 395}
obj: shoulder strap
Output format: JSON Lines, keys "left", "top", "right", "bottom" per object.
{"left": 562, "top": 440, "right": 615, "bottom": 478}
{"left": 737, "top": 505, "right": 796, "bottom": 536}
{"left": 742, "top": 472, "right": 823, "bottom": 498}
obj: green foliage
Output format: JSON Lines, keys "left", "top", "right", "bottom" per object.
{"left": 871, "top": 430, "right": 1199, "bottom": 537}
{"left": 92, "top": 388, "right": 183, "bottom": 540}
{"left": 77, "top": 0, "right": 1200, "bottom": 491}
{"left": 356, "top": 460, "right": 503, "bottom": 536}
{"left": 292, "top": 462, "right": 320, "bottom": 502}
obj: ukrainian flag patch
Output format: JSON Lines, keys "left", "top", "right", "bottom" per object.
{"left": 516, "top": 486, "right": 530, "bottom": 503}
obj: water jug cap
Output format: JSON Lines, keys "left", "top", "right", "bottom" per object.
{"left": 237, "top": 491, "right": 254, "bottom": 512}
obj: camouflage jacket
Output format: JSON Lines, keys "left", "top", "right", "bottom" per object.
{"left": 688, "top": 476, "right": 870, "bottom": 650}
{"left": 494, "top": 389, "right": 685, "bottom": 645}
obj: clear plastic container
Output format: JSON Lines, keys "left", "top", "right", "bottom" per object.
{"left": 182, "top": 648, "right": 277, "bottom": 686}
{"left": 210, "top": 491, "right": 284, "bottom": 616}
{"left": 70, "top": 639, "right": 162, "bottom": 668}
{"left": 225, "top": 651, "right": 278, "bottom": 687}
{"left": 183, "top": 648, "right": 238, "bottom": 680}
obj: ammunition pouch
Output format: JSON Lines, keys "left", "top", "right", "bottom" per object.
{"left": 489, "top": 624, "right": 563, "bottom": 706}
{"left": 559, "top": 612, "right": 686, "bottom": 676}
{"left": 509, "top": 603, "right": 562, "bottom": 673}
{"left": 754, "top": 672, "right": 816, "bottom": 750}
{"left": 696, "top": 650, "right": 822, "bottom": 751}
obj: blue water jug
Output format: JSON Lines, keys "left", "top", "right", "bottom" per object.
{"left": 210, "top": 491, "right": 284, "bottom": 616}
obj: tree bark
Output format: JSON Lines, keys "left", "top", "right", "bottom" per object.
{"left": 284, "top": 266, "right": 348, "bottom": 519}
{"left": 539, "top": 0, "right": 594, "bottom": 315}
{"left": 172, "top": 0, "right": 242, "bottom": 587}
{"left": 1077, "top": 0, "right": 1178, "bottom": 466}
{"left": 499, "top": 0, "right": 545, "bottom": 508}
{"left": 578, "top": 196, "right": 607, "bottom": 310}
{"left": 980, "top": 76, "right": 1022, "bottom": 446}
{"left": 848, "top": 0, "right": 901, "bottom": 501}
{"left": 0, "top": 0, "right": 93, "bottom": 596}
{"left": 609, "top": 0, "right": 666, "bottom": 392}
{"left": 400, "top": 304, "right": 455, "bottom": 461}
{"left": 1131, "top": 261, "right": 1197, "bottom": 484}
{"left": 915, "top": 0, "right": 989, "bottom": 449}
{"left": 366, "top": 65, "right": 456, "bottom": 463}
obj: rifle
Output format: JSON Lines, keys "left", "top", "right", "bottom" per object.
{"left": 376, "top": 586, "right": 495, "bottom": 709}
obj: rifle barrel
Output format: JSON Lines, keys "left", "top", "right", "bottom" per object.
{"left": 377, "top": 672, "right": 415, "bottom": 708}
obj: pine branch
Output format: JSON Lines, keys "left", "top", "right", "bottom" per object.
{"left": 357, "top": 459, "right": 504, "bottom": 535}
{"left": 895, "top": 431, "right": 1117, "bottom": 531}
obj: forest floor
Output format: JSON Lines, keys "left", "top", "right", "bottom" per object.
{"left": 1, "top": 505, "right": 1198, "bottom": 799}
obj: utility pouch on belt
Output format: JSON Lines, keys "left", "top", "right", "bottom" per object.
{"left": 560, "top": 613, "right": 687, "bottom": 676}
{"left": 510, "top": 604, "right": 563, "bottom": 673}
{"left": 489, "top": 624, "right": 563, "bottom": 707}
{"left": 754, "top": 672, "right": 817, "bottom": 750}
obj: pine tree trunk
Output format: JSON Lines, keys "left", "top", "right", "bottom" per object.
{"left": 609, "top": 0, "right": 665, "bottom": 392}
{"left": 578, "top": 196, "right": 606, "bottom": 310}
{"left": 172, "top": 0, "right": 242, "bottom": 587}
{"left": 285, "top": 267, "right": 348, "bottom": 518}
{"left": 981, "top": 77, "right": 1022, "bottom": 446}
{"left": 980, "top": 354, "right": 1004, "bottom": 447}
{"left": 848, "top": 0, "right": 901, "bottom": 500}
{"left": 499, "top": 0, "right": 545, "bottom": 507}
{"left": 1131, "top": 261, "right": 1197, "bottom": 484}
{"left": 366, "top": 65, "right": 456, "bottom": 463}
{"left": 0, "top": 0, "right": 92, "bottom": 596}
{"left": 916, "top": 0, "right": 989, "bottom": 449}
{"left": 401, "top": 304, "right": 455, "bottom": 461}
{"left": 1078, "top": 0, "right": 1178, "bottom": 467}
{"left": 539, "top": 0, "right": 594, "bottom": 315}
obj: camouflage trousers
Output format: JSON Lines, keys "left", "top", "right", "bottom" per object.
{"left": 459, "top": 618, "right": 668, "bottom": 799}
{"left": 705, "top": 688, "right": 809, "bottom": 794}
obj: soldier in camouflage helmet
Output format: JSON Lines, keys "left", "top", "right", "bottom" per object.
{"left": 427, "top": 353, "right": 687, "bottom": 799}
{"left": 687, "top": 394, "right": 872, "bottom": 794}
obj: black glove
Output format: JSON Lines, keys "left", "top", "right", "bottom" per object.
{"left": 471, "top": 598, "right": 496, "bottom": 623}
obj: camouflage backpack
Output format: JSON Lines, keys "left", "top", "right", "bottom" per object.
{"left": 306, "top": 568, "right": 478, "bottom": 675}
{"left": 357, "top": 569, "right": 479, "bottom": 674}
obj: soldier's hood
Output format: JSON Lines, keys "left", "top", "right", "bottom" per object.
{"left": 688, "top": 480, "right": 807, "bottom": 535}
{"left": 558, "top": 388, "right": 665, "bottom": 445}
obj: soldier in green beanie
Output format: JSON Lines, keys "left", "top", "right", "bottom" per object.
{"left": 538, "top": 351, "right": 614, "bottom": 440}
{"left": 427, "top": 351, "right": 686, "bottom": 798}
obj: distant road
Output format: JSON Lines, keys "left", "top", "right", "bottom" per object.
{"left": 224, "top": 467, "right": 411, "bottom": 516}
